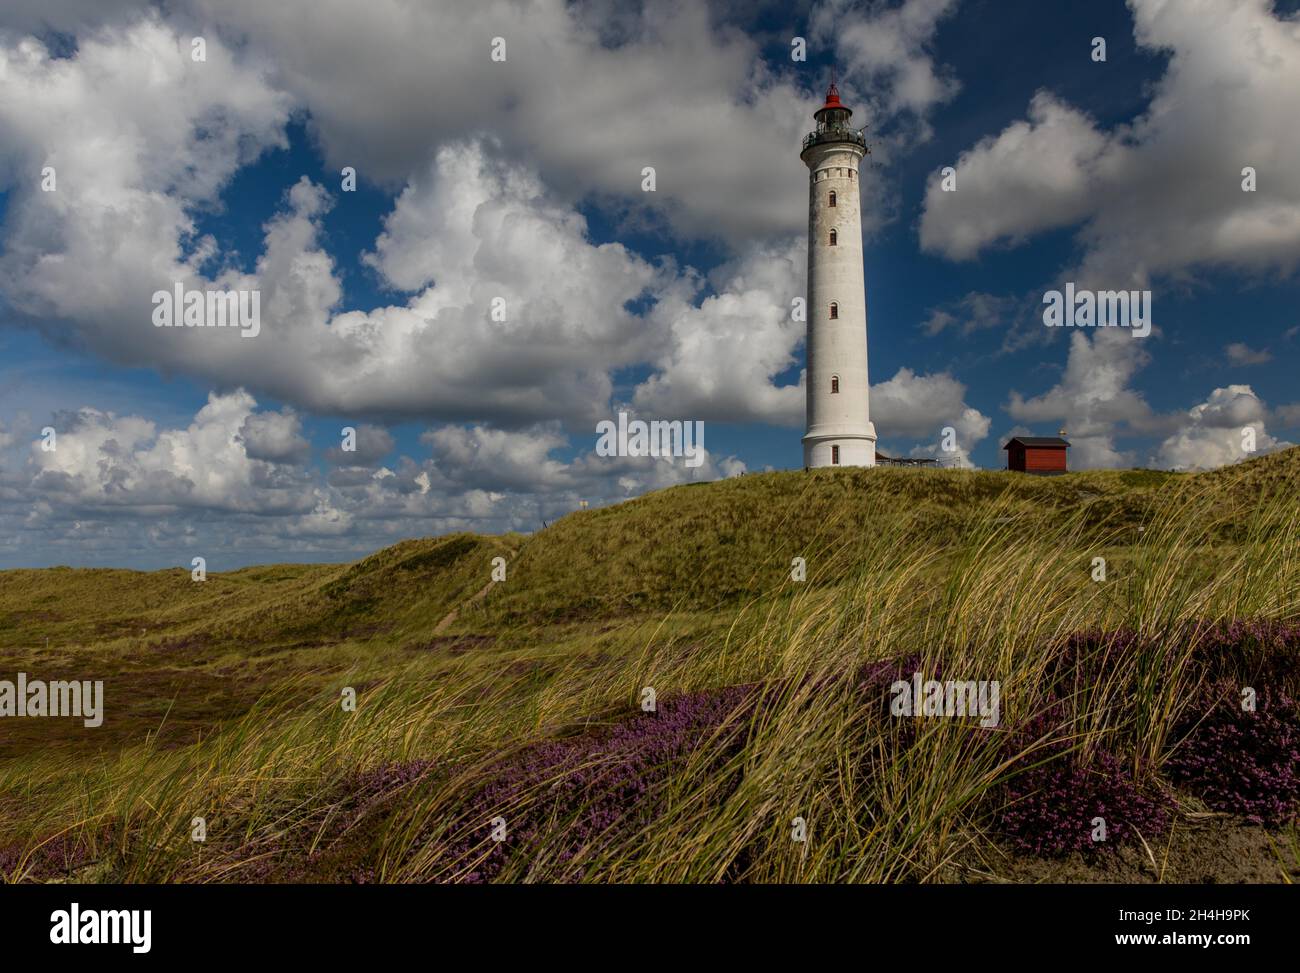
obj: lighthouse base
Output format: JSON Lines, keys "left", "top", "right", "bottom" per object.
{"left": 802, "top": 427, "right": 877, "bottom": 469}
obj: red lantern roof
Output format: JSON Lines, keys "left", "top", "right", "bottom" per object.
{"left": 814, "top": 77, "right": 852, "bottom": 120}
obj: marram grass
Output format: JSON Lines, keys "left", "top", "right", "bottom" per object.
{"left": 0, "top": 448, "right": 1297, "bottom": 882}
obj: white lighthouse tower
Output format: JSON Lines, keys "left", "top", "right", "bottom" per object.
{"left": 801, "top": 79, "right": 877, "bottom": 468}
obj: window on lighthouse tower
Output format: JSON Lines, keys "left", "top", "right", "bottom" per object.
{"left": 831, "top": 375, "right": 840, "bottom": 394}
{"left": 831, "top": 445, "right": 840, "bottom": 465}
{"left": 829, "top": 302, "right": 838, "bottom": 319}
{"left": 828, "top": 190, "right": 837, "bottom": 207}
{"left": 829, "top": 228, "right": 837, "bottom": 246}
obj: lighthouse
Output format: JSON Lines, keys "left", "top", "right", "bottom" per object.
{"left": 801, "top": 80, "right": 877, "bottom": 468}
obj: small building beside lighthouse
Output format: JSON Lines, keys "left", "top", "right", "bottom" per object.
{"left": 1003, "top": 436, "right": 1070, "bottom": 474}
{"left": 801, "top": 80, "right": 877, "bottom": 469}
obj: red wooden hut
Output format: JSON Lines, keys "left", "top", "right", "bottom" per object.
{"left": 1003, "top": 436, "right": 1070, "bottom": 474}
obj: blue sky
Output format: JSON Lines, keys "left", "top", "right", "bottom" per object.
{"left": 0, "top": 0, "right": 1297, "bottom": 568}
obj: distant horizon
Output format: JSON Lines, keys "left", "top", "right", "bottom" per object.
{"left": 2, "top": 448, "right": 1270, "bottom": 572}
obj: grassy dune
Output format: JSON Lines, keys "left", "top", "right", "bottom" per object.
{"left": 0, "top": 449, "right": 1297, "bottom": 883}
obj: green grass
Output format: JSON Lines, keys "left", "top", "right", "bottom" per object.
{"left": 0, "top": 448, "right": 1296, "bottom": 882}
